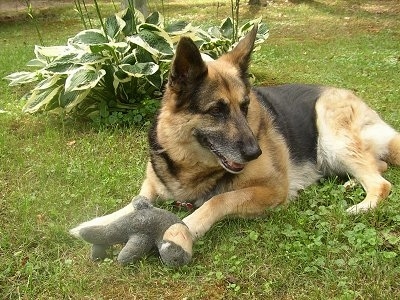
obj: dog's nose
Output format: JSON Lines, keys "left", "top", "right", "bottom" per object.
{"left": 241, "top": 141, "right": 262, "bottom": 161}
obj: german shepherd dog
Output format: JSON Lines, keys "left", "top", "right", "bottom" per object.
{"left": 75, "top": 26, "right": 400, "bottom": 247}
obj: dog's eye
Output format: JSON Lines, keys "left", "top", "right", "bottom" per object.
{"left": 240, "top": 98, "right": 250, "bottom": 115}
{"left": 208, "top": 101, "right": 228, "bottom": 118}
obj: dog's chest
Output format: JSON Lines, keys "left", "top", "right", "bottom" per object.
{"left": 150, "top": 153, "right": 233, "bottom": 204}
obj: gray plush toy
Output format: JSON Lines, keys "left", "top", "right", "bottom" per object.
{"left": 69, "top": 196, "right": 193, "bottom": 267}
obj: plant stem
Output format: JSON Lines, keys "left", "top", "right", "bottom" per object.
{"left": 81, "top": 0, "right": 93, "bottom": 29}
{"left": 128, "top": 0, "right": 137, "bottom": 35}
{"left": 93, "top": 0, "right": 108, "bottom": 41}
{"left": 74, "top": 0, "right": 87, "bottom": 29}
{"left": 235, "top": 0, "right": 240, "bottom": 42}
{"left": 24, "top": 0, "right": 45, "bottom": 46}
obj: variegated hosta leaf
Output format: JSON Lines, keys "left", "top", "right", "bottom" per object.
{"left": 77, "top": 53, "right": 108, "bottom": 65}
{"left": 220, "top": 18, "right": 234, "bottom": 39}
{"left": 4, "top": 71, "right": 38, "bottom": 86}
{"left": 34, "top": 45, "right": 71, "bottom": 60}
{"left": 134, "top": 8, "right": 145, "bottom": 26}
{"left": 256, "top": 23, "right": 269, "bottom": 43}
{"left": 119, "top": 62, "right": 159, "bottom": 78}
{"left": 45, "top": 62, "right": 75, "bottom": 74}
{"left": 137, "top": 24, "right": 174, "bottom": 55}
{"left": 34, "top": 75, "right": 62, "bottom": 90}
{"left": 105, "top": 15, "right": 126, "bottom": 39}
{"left": 121, "top": 51, "right": 137, "bottom": 65}
{"left": 59, "top": 89, "right": 92, "bottom": 112}
{"left": 26, "top": 58, "right": 47, "bottom": 68}
{"left": 238, "top": 17, "right": 269, "bottom": 43}
{"left": 145, "top": 12, "right": 164, "bottom": 27}
{"left": 88, "top": 42, "right": 129, "bottom": 56}
{"left": 52, "top": 53, "right": 80, "bottom": 64}
{"left": 145, "top": 69, "right": 163, "bottom": 89}
{"left": 126, "top": 35, "right": 158, "bottom": 57}
{"left": 239, "top": 17, "right": 262, "bottom": 34}
{"left": 23, "top": 85, "right": 63, "bottom": 113}
{"left": 165, "top": 21, "right": 196, "bottom": 44}
{"left": 119, "top": 7, "right": 136, "bottom": 36}
{"left": 65, "top": 66, "right": 106, "bottom": 93}
{"left": 71, "top": 29, "right": 108, "bottom": 45}
{"left": 165, "top": 21, "right": 191, "bottom": 34}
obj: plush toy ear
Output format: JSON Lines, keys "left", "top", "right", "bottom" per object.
{"left": 221, "top": 24, "right": 258, "bottom": 76}
{"left": 168, "top": 37, "right": 208, "bottom": 95}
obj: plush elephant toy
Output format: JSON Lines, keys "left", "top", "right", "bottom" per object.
{"left": 69, "top": 196, "right": 193, "bottom": 267}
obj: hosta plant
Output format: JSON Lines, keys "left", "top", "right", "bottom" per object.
{"left": 5, "top": 8, "right": 269, "bottom": 126}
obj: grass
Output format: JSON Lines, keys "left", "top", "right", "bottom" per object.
{"left": 1, "top": 0, "right": 400, "bottom": 299}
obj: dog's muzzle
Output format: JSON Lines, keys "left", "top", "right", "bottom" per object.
{"left": 195, "top": 132, "right": 262, "bottom": 174}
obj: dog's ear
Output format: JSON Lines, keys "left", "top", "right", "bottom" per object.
{"left": 168, "top": 37, "right": 207, "bottom": 93}
{"left": 222, "top": 24, "right": 258, "bottom": 74}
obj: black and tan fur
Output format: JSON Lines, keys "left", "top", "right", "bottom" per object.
{"left": 78, "top": 26, "right": 400, "bottom": 243}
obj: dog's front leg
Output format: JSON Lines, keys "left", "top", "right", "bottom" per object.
{"left": 182, "top": 185, "right": 287, "bottom": 240}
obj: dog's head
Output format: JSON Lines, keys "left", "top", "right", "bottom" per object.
{"left": 162, "top": 26, "right": 262, "bottom": 174}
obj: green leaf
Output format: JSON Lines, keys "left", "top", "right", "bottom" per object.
{"left": 105, "top": 15, "right": 126, "bottom": 39}
{"left": 382, "top": 251, "right": 397, "bottom": 259}
{"left": 71, "top": 29, "right": 108, "bottom": 45}
{"left": 23, "top": 85, "right": 63, "bottom": 113}
{"left": 119, "top": 63, "right": 159, "bottom": 77}
{"left": 65, "top": 66, "right": 106, "bottom": 93}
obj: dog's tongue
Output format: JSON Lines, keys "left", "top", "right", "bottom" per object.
{"left": 226, "top": 160, "right": 245, "bottom": 172}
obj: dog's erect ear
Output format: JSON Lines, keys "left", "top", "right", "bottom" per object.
{"left": 169, "top": 37, "right": 207, "bottom": 93}
{"left": 223, "top": 24, "right": 258, "bottom": 74}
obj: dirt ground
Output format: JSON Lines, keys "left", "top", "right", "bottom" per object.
{"left": 0, "top": 0, "right": 73, "bottom": 22}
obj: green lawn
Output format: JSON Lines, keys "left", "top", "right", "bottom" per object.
{"left": 1, "top": 1, "right": 400, "bottom": 299}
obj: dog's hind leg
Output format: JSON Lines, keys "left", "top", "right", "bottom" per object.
{"left": 316, "top": 88, "right": 397, "bottom": 213}
{"left": 387, "top": 134, "right": 400, "bottom": 166}
{"left": 344, "top": 158, "right": 392, "bottom": 214}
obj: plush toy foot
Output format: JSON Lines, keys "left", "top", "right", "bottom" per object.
{"left": 117, "top": 234, "right": 154, "bottom": 265}
{"left": 91, "top": 244, "right": 108, "bottom": 261}
{"left": 160, "top": 223, "right": 193, "bottom": 267}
